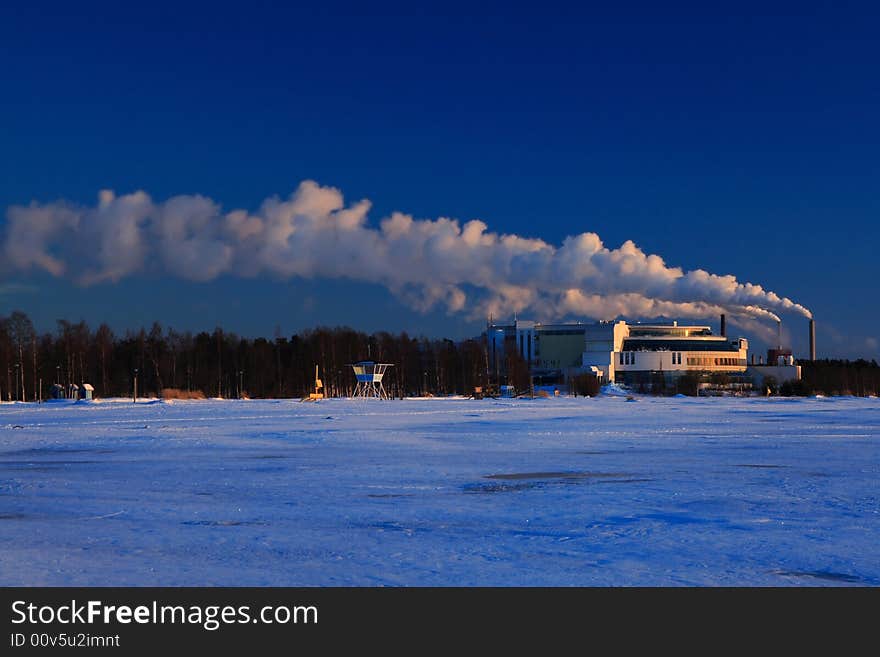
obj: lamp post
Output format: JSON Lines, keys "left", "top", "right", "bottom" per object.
{"left": 133, "top": 368, "right": 139, "bottom": 403}
{"left": 238, "top": 370, "right": 244, "bottom": 399}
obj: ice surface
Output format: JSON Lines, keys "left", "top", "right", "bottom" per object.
{"left": 1, "top": 395, "right": 878, "bottom": 586}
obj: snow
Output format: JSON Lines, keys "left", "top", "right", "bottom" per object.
{"left": 1, "top": 395, "right": 878, "bottom": 586}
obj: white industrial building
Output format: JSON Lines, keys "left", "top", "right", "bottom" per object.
{"left": 486, "top": 315, "right": 801, "bottom": 389}
{"left": 585, "top": 320, "right": 750, "bottom": 385}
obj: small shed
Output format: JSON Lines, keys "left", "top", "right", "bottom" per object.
{"left": 67, "top": 383, "right": 79, "bottom": 400}
{"left": 80, "top": 383, "right": 95, "bottom": 401}
{"left": 49, "top": 384, "right": 65, "bottom": 400}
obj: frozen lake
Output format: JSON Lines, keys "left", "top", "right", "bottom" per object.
{"left": 1, "top": 395, "right": 878, "bottom": 586}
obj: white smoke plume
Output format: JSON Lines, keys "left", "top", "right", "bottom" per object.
{"left": 2, "top": 180, "right": 812, "bottom": 325}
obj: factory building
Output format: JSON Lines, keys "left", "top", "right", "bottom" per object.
{"left": 487, "top": 320, "right": 587, "bottom": 385}
{"left": 606, "top": 321, "right": 750, "bottom": 387}
{"left": 486, "top": 315, "right": 807, "bottom": 389}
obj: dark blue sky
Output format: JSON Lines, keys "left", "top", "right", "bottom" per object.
{"left": 1, "top": 1, "right": 878, "bottom": 358}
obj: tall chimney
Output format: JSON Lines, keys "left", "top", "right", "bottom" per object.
{"left": 720, "top": 313, "right": 726, "bottom": 337}
{"left": 777, "top": 320, "right": 782, "bottom": 350}
{"left": 809, "top": 319, "right": 816, "bottom": 361}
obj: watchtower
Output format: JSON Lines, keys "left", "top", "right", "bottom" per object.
{"left": 349, "top": 361, "right": 393, "bottom": 399}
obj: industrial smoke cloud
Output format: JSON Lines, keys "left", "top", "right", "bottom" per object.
{"left": 2, "top": 181, "right": 812, "bottom": 327}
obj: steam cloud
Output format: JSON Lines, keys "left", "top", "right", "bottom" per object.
{"left": 2, "top": 181, "right": 812, "bottom": 328}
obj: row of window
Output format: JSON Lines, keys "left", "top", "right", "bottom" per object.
{"left": 687, "top": 357, "right": 745, "bottom": 367}
{"left": 618, "top": 352, "right": 745, "bottom": 367}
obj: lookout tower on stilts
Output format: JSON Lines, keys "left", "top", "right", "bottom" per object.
{"left": 349, "top": 361, "right": 393, "bottom": 399}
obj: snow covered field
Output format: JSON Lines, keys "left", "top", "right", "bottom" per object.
{"left": 1, "top": 395, "right": 878, "bottom": 586}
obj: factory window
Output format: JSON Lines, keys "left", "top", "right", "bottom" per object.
{"left": 619, "top": 352, "right": 624, "bottom": 365}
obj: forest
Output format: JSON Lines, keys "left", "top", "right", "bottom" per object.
{"left": 0, "top": 310, "right": 877, "bottom": 400}
{"left": 0, "top": 310, "right": 497, "bottom": 400}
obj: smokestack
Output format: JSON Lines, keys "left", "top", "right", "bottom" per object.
{"left": 809, "top": 319, "right": 816, "bottom": 361}
{"left": 720, "top": 313, "right": 726, "bottom": 337}
{"left": 777, "top": 320, "right": 782, "bottom": 350}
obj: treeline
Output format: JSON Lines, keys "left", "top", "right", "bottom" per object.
{"left": 2, "top": 310, "right": 877, "bottom": 400}
{"left": 778, "top": 359, "right": 880, "bottom": 397}
{"left": 0, "top": 310, "right": 506, "bottom": 400}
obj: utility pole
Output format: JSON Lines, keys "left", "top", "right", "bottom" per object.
{"left": 19, "top": 344, "right": 24, "bottom": 401}
{"left": 133, "top": 368, "right": 139, "bottom": 403}
{"left": 32, "top": 335, "right": 37, "bottom": 403}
